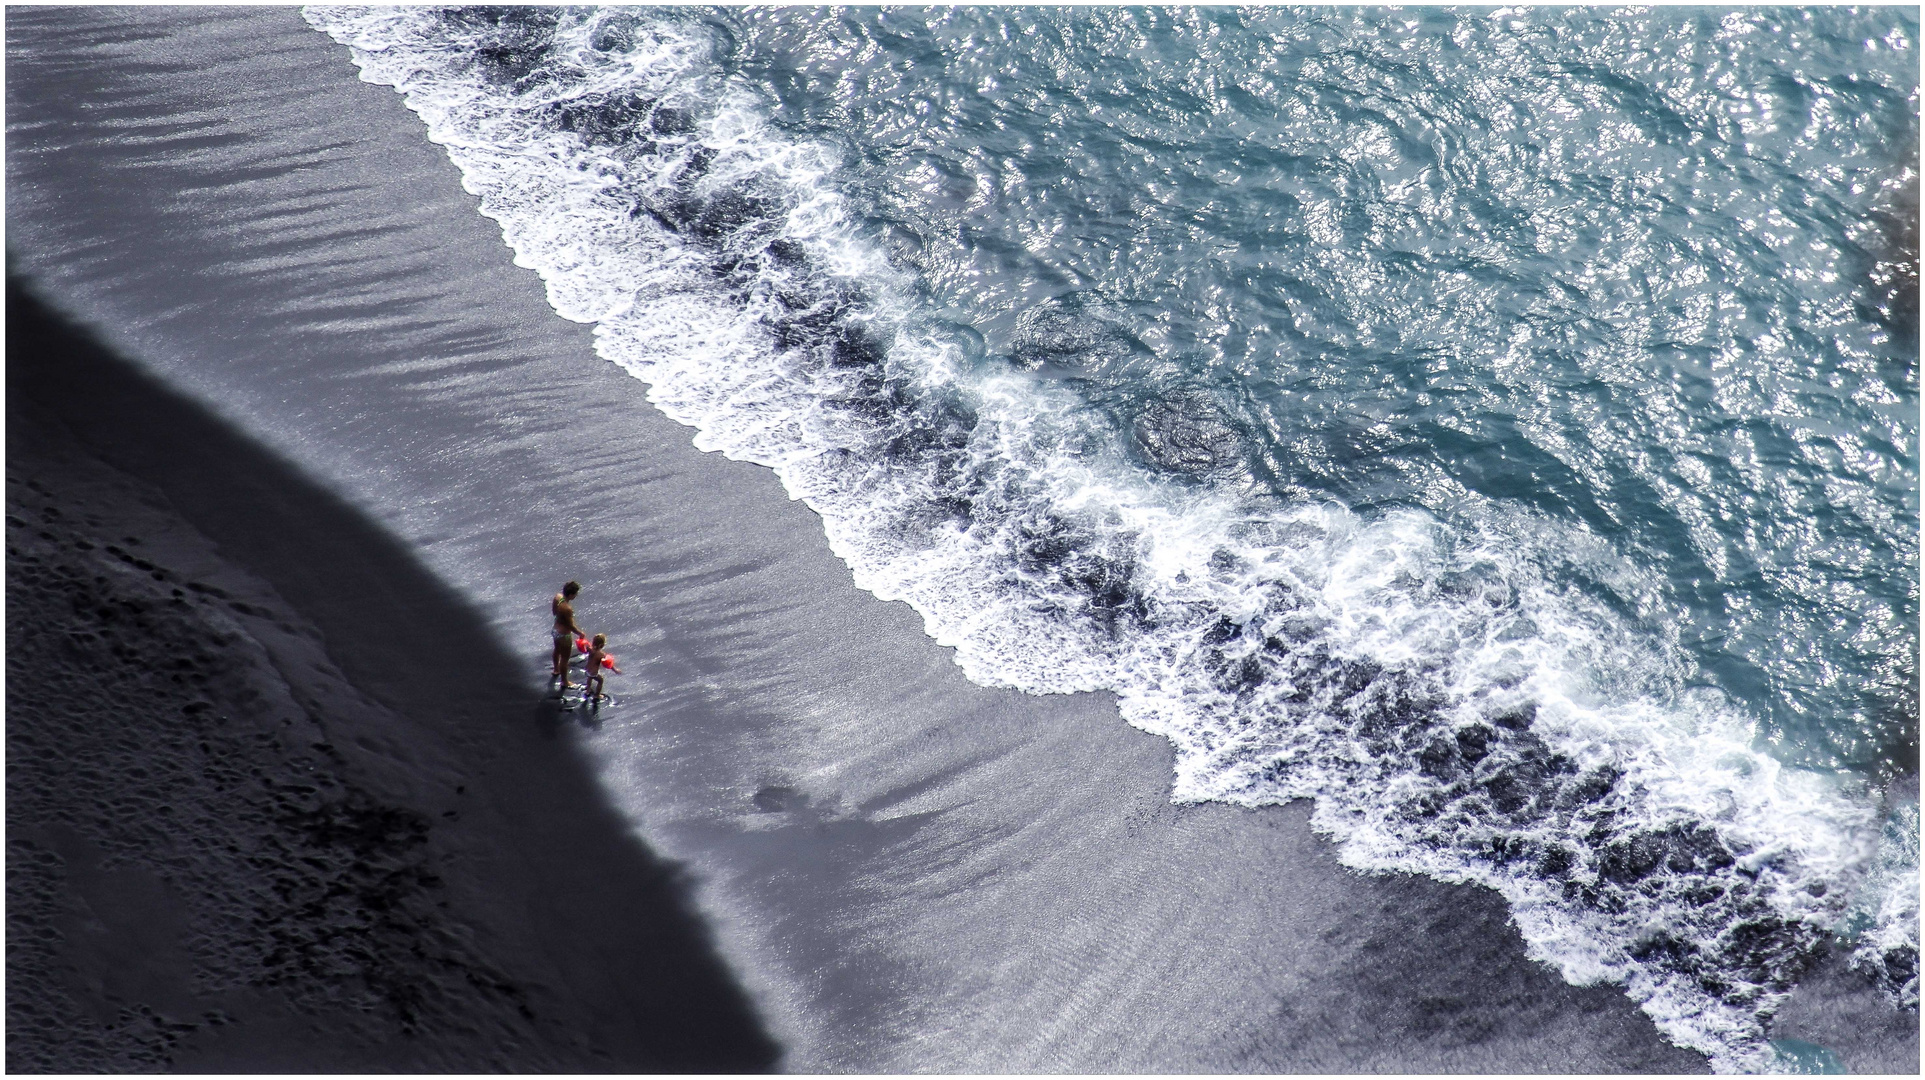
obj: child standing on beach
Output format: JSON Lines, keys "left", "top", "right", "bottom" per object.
{"left": 584, "top": 633, "right": 621, "bottom": 702}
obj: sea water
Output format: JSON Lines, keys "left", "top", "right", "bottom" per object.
{"left": 302, "top": 6, "right": 1917, "bottom": 1070}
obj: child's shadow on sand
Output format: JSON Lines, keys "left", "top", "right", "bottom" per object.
{"left": 533, "top": 685, "right": 611, "bottom": 736}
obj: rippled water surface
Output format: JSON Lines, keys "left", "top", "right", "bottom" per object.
{"left": 730, "top": 6, "right": 1918, "bottom": 771}
{"left": 307, "top": 6, "right": 1916, "bottom": 1070}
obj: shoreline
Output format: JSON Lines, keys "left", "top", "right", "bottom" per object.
{"left": 15, "top": 275, "right": 1913, "bottom": 1071}
{"left": 6, "top": 6, "right": 1914, "bottom": 1073}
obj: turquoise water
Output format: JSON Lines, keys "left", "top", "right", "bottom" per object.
{"left": 1768, "top": 1036, "right": 1849, "bottom": 1074}
{"left": 307, "top": 6, "right": 1916, "bottom": 1069}
{"left": 725, "top": 5, "right": 1918, "bottom": 776}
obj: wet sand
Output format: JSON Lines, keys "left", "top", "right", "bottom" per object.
{"left": 6, "top": 6, "right": 1911, "bottom": 1073}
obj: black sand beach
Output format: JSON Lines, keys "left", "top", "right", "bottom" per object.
{"left": 8, "top": 282, "right": 780, "bottom": 1071}
{"left": 6, "top": 6, "right": 1915, "bottom": 1073}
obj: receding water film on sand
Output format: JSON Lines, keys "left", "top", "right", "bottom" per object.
{"left": 7, "top": 5, "right": 1919, "bottom": 1074}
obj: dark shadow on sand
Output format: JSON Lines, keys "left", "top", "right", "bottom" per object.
{"left": 7, "top": 274, "right": 781, "bottom": 1072}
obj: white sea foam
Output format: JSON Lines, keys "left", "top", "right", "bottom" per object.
{"left": 305, "top": 6, "right": 1912, "bottom": 1069}
{"left": 1840, "top": 800, "right": 1921, "bottom": 1006}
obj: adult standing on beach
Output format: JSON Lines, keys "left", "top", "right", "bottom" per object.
{"left": 551, "top": 580, "right": 583, "bottom": 686}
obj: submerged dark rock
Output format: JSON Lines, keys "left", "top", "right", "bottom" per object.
{"left": 1008, "top": 293, "right": 1146, "bottom": 372}
{"left": 1131, "top": 393, "right": 1248, "bottom": 477}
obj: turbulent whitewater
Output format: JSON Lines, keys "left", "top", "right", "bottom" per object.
{"left": 304, "top": 7, "right": 1918, "bottom": 1070}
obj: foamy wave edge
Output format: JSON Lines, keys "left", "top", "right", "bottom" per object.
{"left": 303, "top": 7, "right": 1914, "bottom": 1069}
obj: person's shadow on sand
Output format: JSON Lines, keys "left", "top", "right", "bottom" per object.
{"left": 532, "top": 693, "right": 572, "bottom": 739}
